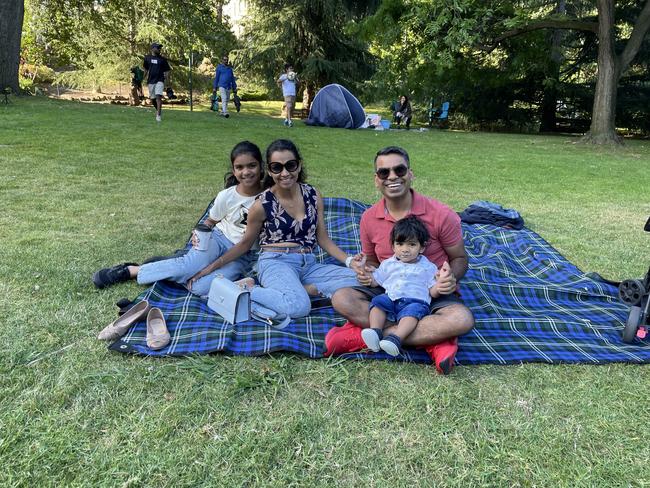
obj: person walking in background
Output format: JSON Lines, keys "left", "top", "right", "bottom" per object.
{"left": 394, "top": 95, "right": 412, "bottom": 129}
{"left": 213, "top": 55, "right": 237, "bottom": 118}
{"left": 129, "top": 65, "right": 144, "bottom": 106}
{"left": 143, "top": 43, "right": 171, "bottom": 122}
{"left": 277, "top": 63, "right": 298, "bottom": 127}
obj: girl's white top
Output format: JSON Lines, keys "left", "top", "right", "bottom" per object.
{"left": 209, "top": 186, "right": 259, "bottom": 246}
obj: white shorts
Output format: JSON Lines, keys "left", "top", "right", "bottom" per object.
{"left": 148, "top": 82, "right": 164, "bottom": 98}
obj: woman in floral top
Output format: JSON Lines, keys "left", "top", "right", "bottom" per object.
{"left": 189, "top": 139, "right": 358, "bottom": 321}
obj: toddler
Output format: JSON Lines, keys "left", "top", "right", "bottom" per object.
{"left": 361, "top": 215, "right": 445, "bottom": 356}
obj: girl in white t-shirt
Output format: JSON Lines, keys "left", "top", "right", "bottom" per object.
{"left": 92, "top": 141, "right": 265, "bottom": 297}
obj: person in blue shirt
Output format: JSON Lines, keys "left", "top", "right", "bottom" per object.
{"left": 212, "top": 55, "right": 237, "bottom": 118}
{"left": 360, "top": 215, "right": 447, "bottom": 357}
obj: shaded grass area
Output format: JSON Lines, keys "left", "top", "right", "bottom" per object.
{"left": 1, "top": 97, "right": 649, "bottom": 486}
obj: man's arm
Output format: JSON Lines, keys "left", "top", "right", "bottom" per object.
{"left": 358, "top": 212, "right": 379, "bottom": 267}
{"left": 444, "top": 241, "right": 468, "bottom": 280}
{"left": 231, "top": 71, "right": 237, "bottom": 92}
{"left": 433, "top": 241, "right": 468, "bottom": 295}
{"left": 352, "top": 211, "right": 380, "bottom": 284}
{"left": 363, "top": 254, "right": 380, "bottom": 270}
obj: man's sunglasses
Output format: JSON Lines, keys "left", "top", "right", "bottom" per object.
{"left": 376, "top": 164, "right": 409, "bottom": 180}
{"left": 268, "top": 159, "right": 300, "bottom": 174}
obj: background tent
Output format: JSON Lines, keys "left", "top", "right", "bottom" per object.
{"left": 305, "top": 84, "right": 366, "bottom": 129}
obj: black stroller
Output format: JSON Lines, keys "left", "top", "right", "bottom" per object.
{"left": 619, "top": 216, "right": 650, "bottom": 342}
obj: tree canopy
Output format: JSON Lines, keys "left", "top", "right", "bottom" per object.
{"left": 363, "top": 0, "right": 650, "bottom": 142}
{"left": 235, "top": 0, "right": 376, "bottom": 106}
{"left": 20, "top": 0, "right": 235, "bottom": 90}
{"left": 1, "top": 0, "right": 649, "bottom": 142}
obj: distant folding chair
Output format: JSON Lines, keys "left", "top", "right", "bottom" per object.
{"left": 429, "top": 101, "right": 450, "bottom": 128}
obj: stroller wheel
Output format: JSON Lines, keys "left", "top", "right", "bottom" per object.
{"left": 622, "top": 305, "right": 643, "bottom": 343}
{"left": 619, "top": 279, "right": 645, "bottom": 306}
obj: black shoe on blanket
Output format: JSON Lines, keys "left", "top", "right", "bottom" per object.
{"left": 93, "top": 262, "right": 137, "bottom": 289}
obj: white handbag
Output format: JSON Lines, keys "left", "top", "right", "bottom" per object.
{"left": 207, "top": 276, "right": 251, "bottom": 324}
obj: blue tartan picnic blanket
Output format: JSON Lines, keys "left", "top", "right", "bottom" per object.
{"left": 109, "top": 198, "right": 650, "bottom": 364}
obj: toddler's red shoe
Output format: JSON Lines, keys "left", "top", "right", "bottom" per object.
{"left": 425, "top": 337, "right": 458, "bottom": 375}
{"left": 324, "top": 321, "right": 365, "bottom": 357}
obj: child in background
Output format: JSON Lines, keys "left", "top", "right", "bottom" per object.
{"left": 361, "top": 215, "right": 446, "bottom": 356}
{"left": 277, "top": 63, "right": 298, "bottom": 127}
{"left": 129, "top": 66, "right": 144, "bottom": 105}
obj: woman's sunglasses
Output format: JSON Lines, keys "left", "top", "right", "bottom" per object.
{"left": 268, "top": 159, "right": 300, "bottom": 174}
{"left": 376, "top": 164, "right": 409, "bottom": 180}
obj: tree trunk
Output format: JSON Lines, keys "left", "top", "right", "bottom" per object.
{"left": 302, "top": 82, "right": 316, "bottom": 113}
{"left": 0, "top": 0, "right": 25, "bottom": 93}
{"left": 540, "top": 85, "right": 558, "bottom": 132}
{"left": 582, "top": 0, "right": 621, "bottom": 144}
{"left": 488, "top": 0, "right": 650, "bottom": 144}
{"left": 540, "top": 0, "right": 565, "bottom": 132}
{"left": 216, "top": 0, "right": 223, "bottom": 23}
{"left": 128, "top": 5, "right": 137, "bottom": 58}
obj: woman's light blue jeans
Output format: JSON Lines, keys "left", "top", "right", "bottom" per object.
{"left": 137, "top": 228, "right": 256, "bottom": 297}
{"left": 251, "top": 251, "right": 358, "bottom": 319}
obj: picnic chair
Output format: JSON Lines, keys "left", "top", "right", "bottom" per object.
{"left": 429, "top": 100, "right": 450, "bottom": 128}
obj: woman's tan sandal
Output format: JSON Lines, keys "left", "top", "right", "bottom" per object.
{"left": 97, "top": 300, "right": 150, "bottom": 341}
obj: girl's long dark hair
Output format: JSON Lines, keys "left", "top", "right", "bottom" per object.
{"left": 223, "top": 141, "right": 264, "bottom": 188}
{"left": 399, "top": 95, "right": 410, "bottom": 111}
{"left": 262, "top": 139, "right": 307, "bottom": 189}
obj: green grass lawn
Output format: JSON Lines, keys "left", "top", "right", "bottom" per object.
{"left": 1, "top": 97, "right": 649, "bottom": 487}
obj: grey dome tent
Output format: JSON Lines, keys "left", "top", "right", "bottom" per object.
{"left": 305, "top": 84, "right": 366, "bottom": 129}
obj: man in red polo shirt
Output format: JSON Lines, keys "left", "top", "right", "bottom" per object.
{"left": 328, "top": 146, "right": 474, "bottom": 374}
